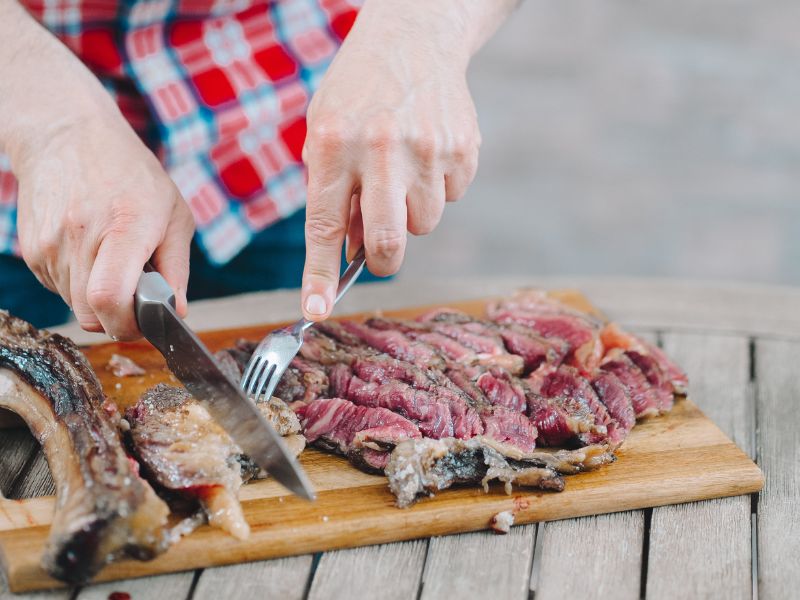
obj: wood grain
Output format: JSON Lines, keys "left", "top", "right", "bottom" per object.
{"left": 308, "top": 541, "right": 426, "bottom": 600}
{"left": 647, "top": 333, "right": 753, "bottom": 600}
{"left": 755, "top": 339, "right": 800, "bottom": 600}
{"left": 536, "top": 512, "right": 644, "bottom": 600}
{"left": 193, "top": 557, "right": 313, "bottom": 600}
{"left": 0, "top": 293, "right": 763, "bottom": 593}
{"left": 533, "top": 329, "right": 657, "bottom": 600}
{"left": 420, "top": 526, "right": 536, "bottom": 600}
{"left": 76, "top": 573, "right": 195, "bottom": 600}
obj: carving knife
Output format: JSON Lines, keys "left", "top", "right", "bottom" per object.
{"left": 134, "top": 268, "right": 316, "bottom": 501}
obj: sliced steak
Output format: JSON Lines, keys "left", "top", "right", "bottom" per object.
{"left": 297, "top": 398, "right": 422, "bottom": 472}
{"left": 0, "top": 311, "right": 169, "bottom": 584}
{"left": 600, "top": 349, "right": 661, "bottom": 418}
{"left": 527, "top": 365, "right": 611, "bottom": 446}
{"left": 338, "top": 320, "right": 446, "bottom": 370}
{"left": 590, "top": 371, "right": 635, "bottom": 446}
{"left": 600, "top": 323, "right": 688, "bottom": 395}
{"left": 627, "top": 351, "right": 674, "bottom": 413}
{"left": 476, "top": 368, "right": 527, "bottom": 412}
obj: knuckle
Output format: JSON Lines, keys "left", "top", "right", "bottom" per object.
{"left": 411, "top": 132, "right": 437, "bottom": 166}
{"left": 305, "top": 213, "right": 346, "bottom": 245}
{"left": 364, "top": 120, "right": 402, "bottom": 152}
{"left": 367, "top": 228, "right": 406, "bottom": 260}
{"left": 308, "top": 117, "right": 350, "bottom": 152}
{"left": 86, "top": 282, "right": 121, "bottom": 315}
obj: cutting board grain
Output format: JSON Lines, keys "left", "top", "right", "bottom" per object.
{"left": 0, "top": 291, "right": 763, "bottom": 593}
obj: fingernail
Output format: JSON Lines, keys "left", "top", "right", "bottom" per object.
{"left": 305, "top": 294, "right": 327, "bottom": 316}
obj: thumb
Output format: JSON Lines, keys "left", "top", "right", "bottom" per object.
{"left": 302, "top": 175, "right": 354, "bottom": 322}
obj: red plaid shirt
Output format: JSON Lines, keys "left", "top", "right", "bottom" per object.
{"left": 0, "top": 0, "right": 360, "bottom": 264}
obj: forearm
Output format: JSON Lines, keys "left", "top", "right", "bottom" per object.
{"left": 0, "top": 1, "right": 116, "bottom": 170}
{"left": 356, "top": 0, "right": 520, "bottom": 68}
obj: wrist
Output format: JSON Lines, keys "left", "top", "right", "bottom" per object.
{"left": 0, "top": 2, "right": 119, "bottom": 171}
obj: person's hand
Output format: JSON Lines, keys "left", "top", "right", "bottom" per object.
{"left": 0, "top": 3, "right": 194, "bottom": 339}
{"left": 300, "top": 0, "right": 488, "bottom": 321}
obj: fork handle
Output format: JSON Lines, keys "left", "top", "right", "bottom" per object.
{"left": 300, "top": 247, "right": 366, "bottom": 332}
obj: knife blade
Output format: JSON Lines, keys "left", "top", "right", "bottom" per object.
{"left": 134, "top": 269, "right": 316, "bottom": 501}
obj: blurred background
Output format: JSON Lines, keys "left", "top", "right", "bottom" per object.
{"left": 400, "top": 0, "right": 799, "bottom": 284}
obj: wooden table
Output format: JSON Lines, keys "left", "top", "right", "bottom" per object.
{"left": 2, "top": 277, "right": 798, "bottom": 600}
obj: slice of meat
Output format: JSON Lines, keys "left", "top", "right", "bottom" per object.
{"left": 527, "top": 365, "right": 611, "bottom": 446}
{"left": 626, "top": 351, "right": 674, "bottom": 413}
{"left": 600, "top": 323, "right": 688, "bottom": 395}
{"left": 385, "top": 437, "right": 565, "bottom": 508}
{"left": 126, "top": 384, "right": 304, "bottom": 540}
{"left": 417, "top": 311, "right": 524, "bottom": 374}
{"left": 274, "top": 356, "right": 330, "bottom": 403}
{"left": 476, "top": 368, "right": 527, "bottom": 412}
{"left": 491, "top": 310, "right": 604, "bottom": 373}
{"left": 0, "top": 311, "right": 170, "bottom": 584}
{"left": 297, "top": 398, "right": 422, "bottom": 472}
{"left": 367, "top": 317, "right": 480, "bottom": 365}
{"left": 334, "top": 368, "right": 454, "bottom": 439}
{"left": 339, "top": 320, "right": 446, "bottom": 370}
{"left": 495, "top": 323, "right": 570, "bottom": 374}
{"left": 600, "top": 349, "right": 661, "bottom": 418}
{"left": 107, "top": 353, "right": 146, "bottom": 377}
{"left": 590, "top": 371, "right": 635, "bottom": 446}
{"left": 480, "top": 406, "right": 539, "bottom": 455}
{"left": 350, "top": 354, "right": 484, "bottom": 439}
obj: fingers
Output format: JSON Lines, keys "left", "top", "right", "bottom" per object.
{"left": 406, "top": 172, "right": 446, "bottom": 237}
{"left": 86, "top": 225, "right": 157, "bottom": 340}
{"left": 70, "top": 255, "right": 103, "bottom": 332}
{"left": 302, "top": 170, "right": 355, "bottom": 322}
{"left": 444, "top": 149, "right": 479, "bottom": 203}
{"left": 151, "top": 200, "right": 195, "bottom": 319}
{"left": 345, "top": 191, "right": 363, "bottom": 261}
{"left": 360, "top": 167, "right": 408, "bottom": 277}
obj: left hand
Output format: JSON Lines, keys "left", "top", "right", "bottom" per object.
{"left": 300, "top": 0, "right": 482, "bottom": 321}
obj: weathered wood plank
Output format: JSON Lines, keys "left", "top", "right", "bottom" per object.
{"left": 0, "top": 435, "right": 71, "bottom": 600}
{"left": 308, "top": 541, "right": 426, "bottom": 600}
{"left": 193, "top": 556, "right": 314, "bottom": 600}
{"left": 420, "top": 526, "right": 535, "bottom": 600}
{"left": 0, "top": 430, "right": 36, "bottom": 498}
{"left": 646, "top": 333, "right": 753, "bottom": 600}
{"left": 76, "top": 573, "right": 195, "bottom": 600}
{"left": 533, "top": 331, "right": 659, "bottom": 600}
{"left": 9, "top": 451, "right": 54, "bottom": 500}
{"left": 535, "top": 512, "right": 644, "bottom": 600}
{"left": 755, "top": 339, "right": 800, "bottom": 599}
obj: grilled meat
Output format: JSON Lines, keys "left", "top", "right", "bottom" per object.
{"left": 0, "top": 311, "right": 170, "bottom": 584}
{"left": 385, "top": 437, "right": 568, "bottom": 508}
{"left": 126, "top": 384, "right": 303, "bottom": 540}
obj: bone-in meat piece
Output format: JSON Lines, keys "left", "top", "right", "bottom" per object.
{"left": 126, "top": 384, "right": 304, "bottom": 540}
{"left": 0, "top": 311, "right": 170, "bottom": 584}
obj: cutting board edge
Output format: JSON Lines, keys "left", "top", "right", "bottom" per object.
{"left": 2, "top": 476, "right": 763, "bottom": 593}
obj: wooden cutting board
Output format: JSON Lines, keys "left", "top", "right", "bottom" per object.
{"left": 0, "top": 291, "right": 764, "bottom": 593}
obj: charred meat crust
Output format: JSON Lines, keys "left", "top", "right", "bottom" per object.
{"left": 0, "top": 311, "right": 170, "bottom": 584}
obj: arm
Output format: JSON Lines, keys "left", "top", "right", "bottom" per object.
{"left": 0, "top": 1, "right": 194, "bottom": 338}
{"left": 300, "top": 0, "right": 519, "bottom": 320}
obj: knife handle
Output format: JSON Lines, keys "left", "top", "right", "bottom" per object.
{"left": 135, "top": 268, "right": 177, "bottom": 351}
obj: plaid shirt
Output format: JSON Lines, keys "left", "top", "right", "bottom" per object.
{"left": 0, "top": 0, "right": 360, "bottom": 264}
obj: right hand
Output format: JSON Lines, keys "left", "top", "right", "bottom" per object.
{"left": 0, "top": 2, "right": 195, "bottom": 340}
{"left": 14, "top": 112, "right": 195, "bottom": 340}
{"left": 0, "top": 2, "right": 194, "bottom": 339}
